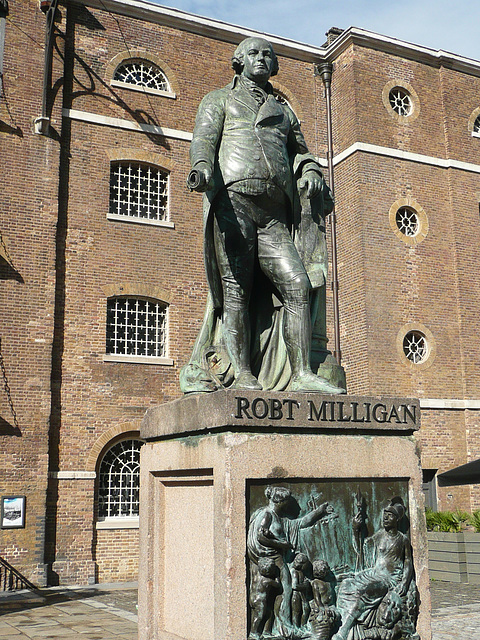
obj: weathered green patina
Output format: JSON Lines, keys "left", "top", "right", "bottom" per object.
{"left": 180, "top": 37, "right": 346, "bottom": 395}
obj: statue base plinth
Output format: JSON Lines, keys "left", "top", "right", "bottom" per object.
{"left": 138, "top": 390, "right": 431, "bottom": 640}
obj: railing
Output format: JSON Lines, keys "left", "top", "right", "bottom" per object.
{"left": 0, "top": 556, "right": 37, "bottom": 592}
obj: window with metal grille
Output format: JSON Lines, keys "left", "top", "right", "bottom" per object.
{"left": 395, "top": 207, "right": 419, "bottom": 237}
{"left": 106, "top": 297, "right": 167, "bottom": 358}
{"left": 98, "top": 439, "right": 143, "bottom": 519}
{"left": 403, "top": 331, "right": 428, "bottom": 364}
{"left": 389, "top": 87, "right": 412, "bottom": 116}
{"left": 113, "top": 59, "right": 170, "bottom": 92}
{"left": 109, "top": 162, "right": 168, "bottom": 224}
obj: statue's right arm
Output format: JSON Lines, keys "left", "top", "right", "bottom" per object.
{"left": 188, "top": 90, "right": 226, "bottom": 192}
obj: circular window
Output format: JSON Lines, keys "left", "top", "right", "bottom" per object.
{"left": 389, "top": 87, "right": 412, "bottom": 116}
{"left": 403, "top": 331, "right": 428, "bottom": 363}
{"left": 389, "top": 198, "right": 428, "bottom": 246}
{"left": 396, "top": 207, "right": 419, "bottom": 237}
{"left": 382, "top": 80, "right": 420, "bottom": 123}
{"left": 396, "top": 323, "right": 436, "bottom": 370}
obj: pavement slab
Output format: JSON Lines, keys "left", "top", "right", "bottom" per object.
{"left": 1, "top": 580, "right": 480, "bottom": 639}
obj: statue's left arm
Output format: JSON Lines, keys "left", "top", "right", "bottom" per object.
{"left": 397, "top": 536, "right": 413, "bottom": 596}
{"left": 286, "top": 107, "right": 324, "bottom": 199}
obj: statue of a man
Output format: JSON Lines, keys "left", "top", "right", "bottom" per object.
{"left": 180, "top": 36, "right": 346, "bottom": 394}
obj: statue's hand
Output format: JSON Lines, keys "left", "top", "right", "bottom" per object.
{"left": 298, "top": 171, "right": 323, "bottom": 198}
{"left": 187, "top": 162, "right": 212, "bottom": 192}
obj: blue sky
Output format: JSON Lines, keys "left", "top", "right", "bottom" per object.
{"left": 154, "top": 0, "right": 479, "bottom": 61}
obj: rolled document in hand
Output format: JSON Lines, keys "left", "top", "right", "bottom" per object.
{"left": 186, "top": 169, "right": 206, "bottom": 191}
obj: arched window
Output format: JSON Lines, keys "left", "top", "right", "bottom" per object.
{"left": 109, "top": 161, "right": 169, "bottom": 225}
{"left": 98, "top": 439, "right": 143, "bottom": 519}
{"left": 106, "top": 297, "right": 168, "bottom": 360}
{"left": 113, "top": 59, "right": 170, "bottom": 93}
{"left": 474, "top": 115, "right": 480, "bottom": 134}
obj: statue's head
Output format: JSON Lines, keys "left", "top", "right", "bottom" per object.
{"left": 265, "top": 485, "right": 291, "bottom": 504}
{"left": 312, "top": 559, "right": 330, "bottom": 580}
{"left": 232, "top": 37, "right": 279, "bottom": 80}
{"left": 383, "top": 499, "right": 405, "bottom": 527}
{"left": 377, "top": 591, "right": 403, "bottom": 628}
{"left": 258, "top": 557, "right": 278, "bottom": 578}
{"left": 292, "top": 553, "right": 308, "bottom": 570}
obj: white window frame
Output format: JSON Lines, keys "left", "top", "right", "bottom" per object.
{"left": 104, "top": 297, "right": 173, "bottom": 366}
{"left": 111, "top": 59, "right": 176, "bottom": 99}
{"left": 107, "top": 161, "right": 174, "bottom": 229}
{"left": 97, "top": 439, "right": 143, "bottom": 528}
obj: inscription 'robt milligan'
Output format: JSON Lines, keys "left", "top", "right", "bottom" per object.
{"left": 235, "top": 396, "right": 417, "bottom": 425}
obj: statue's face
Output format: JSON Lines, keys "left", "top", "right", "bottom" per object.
{"left": 241, "top": 38, "right": 275, "bottom": 84}
{"left": 383, "top": 509, "right": 397, "bottom": 529}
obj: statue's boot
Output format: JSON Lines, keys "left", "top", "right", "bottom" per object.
{"left": 179, "top": 363, "right": 219, "bottom": 393}
{"left": 290, "top": 371, "right": 346, "bottom": 394}
{"left": 231, "top": 371, "right": 263, "bottom": 390}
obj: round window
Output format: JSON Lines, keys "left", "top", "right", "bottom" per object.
{"left": 395, "top": 207, "right": 419, "bottom": 237}
{"left": 382, "top": 80, "right": 419, "bottom": 122}
{"left": 403, "top": 331, "right": 428, "bottom": 364}
{"left": 389, "top": 198, "right": 428, "bottom": 246}
{"left": 389, "top": 87, "right": 412, "bottom": 116}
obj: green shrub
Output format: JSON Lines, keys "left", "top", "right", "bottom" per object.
{"left": 468, "top": 510, "right": 480, "bottom": 533}
{"left": 425, "top": 508, "right": 467, "bottom": 532}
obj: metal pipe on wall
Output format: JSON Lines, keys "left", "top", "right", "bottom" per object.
{"left": 315, "top": 61, "right": 341, "bottom": 365}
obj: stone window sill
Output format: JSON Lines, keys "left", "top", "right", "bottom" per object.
{"left": 103, "top": 355, "right": 174, "bottom": 366}
{"left": 96, "top": 518, "right": 139, "bottom": 530}
{"left": 110, "top": 79, "right": 176, "bottom": 99}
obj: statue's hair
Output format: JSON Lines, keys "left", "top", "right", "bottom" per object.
{"left": 265, "top": 485, "right": 291, "bottom": 503}
{"left": 258, "top": 557, "right": 276, "bottom": 573}
{"left": 312, "top": 559, "right": 329, "bottom": 578}
{"left": 232, "top": 37, "right": 279, "bottom": 77}
{"left": 293, "top": 553, "right": 308, "bottom": 568}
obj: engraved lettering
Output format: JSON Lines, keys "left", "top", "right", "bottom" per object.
{"left": 387, "top": 404, "right": 402, "bottom": 423}
{"left": 269, "top": 398, "right": 283, "bottom": 420}
{"left": 337, "top": 401, "right": 351, "bottom": 422}
{"left": 252, "top": 398, "right": 269, "bottom": 419}
{"left": 372, "top": 403, "right": 387, "bottom": 423}
{"left": 364, "top": 402, "right": 371, "bottom": 422}
{"left": 235, "top": 396, "right": 252, "bottom": 419}
{"left": 403, "top": 404, "right": 416, "bottom": 424}
{"left": 329, "top": 401, "right": 335, "bottom": 421}
{"left": 307, "top": 400, "right": 328, "bottom": 422}
{"left": 283, "top": 399, "right": 299, "bottom": 420}
{"left": 351, "top": 401, "right": 366, "bottom": 423}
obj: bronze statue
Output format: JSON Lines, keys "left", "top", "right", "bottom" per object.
{"left": 309, "top": 560, "right": 339, "bottom": 640}
{"left": 332, "top": 499, "right": 415, "bottom": 640}
{"left": 247, "top": 485, "right": 333, "bottom": 635}
{"left": 248, "top": 557, "right": 283, "bottom": 640}
{"left": 180, "top": 37, "right": 346, "bottom": 394}
{"left": 290, "top": 553, "right": 312, "bottom": 628}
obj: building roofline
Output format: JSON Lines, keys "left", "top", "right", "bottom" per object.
{"left": 327, "top": 27, "right": 480, "bottom": 77}
{"left": 73, "top": 0, "right": 480, "bottom": 74}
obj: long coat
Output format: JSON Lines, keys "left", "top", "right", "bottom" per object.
{"left": 180, "top": 77, "right": 334, "bottom": 392}
{"left": 189, "top": 76, "right": 328, "bottom": 309}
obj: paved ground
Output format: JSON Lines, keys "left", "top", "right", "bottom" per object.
{"left": 1, "top": 580, "right": 480, "bottom": 639}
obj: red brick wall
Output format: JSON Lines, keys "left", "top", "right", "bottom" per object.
{"left": 95, "top": 528, "right": 139, "bottom": 583}
{"left": 3, "top": 0, "right": 480, "bottom": 586}
{"left": 0, "top": 0, "right": 64, "bottom": 585}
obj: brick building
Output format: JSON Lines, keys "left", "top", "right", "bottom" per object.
{"left": 1, "top": 0, "right": 480, "bottom": 585}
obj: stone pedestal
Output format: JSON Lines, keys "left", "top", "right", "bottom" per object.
{"left": 138, "top": 390, "right": 431, "bottom": 640}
